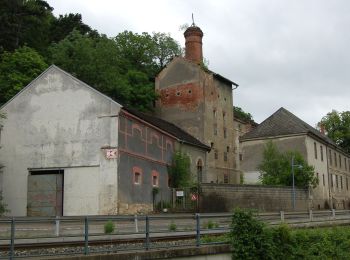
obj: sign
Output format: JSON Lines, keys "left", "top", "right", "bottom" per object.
{"left": 176, "top": 190, "right": 184, "bottom": 197}
{"left": 106, "top": 149, "right": 118, "bottom": 159}
{"left": 191, "top": 193, "right": 198, "bottom": 201}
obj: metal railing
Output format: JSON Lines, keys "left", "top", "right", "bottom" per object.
{"left": 1, "top": 210, "right": 350, "bottom": 259}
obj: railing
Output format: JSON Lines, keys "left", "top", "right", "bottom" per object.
{"left": 0, "top": 210, "right": 350, "bottom": 259}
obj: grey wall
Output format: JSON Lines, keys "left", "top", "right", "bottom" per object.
{"left": 201, "top": 184, "right": 309, "bottom": 212}
{"left": 0, "top": 66, "right": 121, "bottom": 216}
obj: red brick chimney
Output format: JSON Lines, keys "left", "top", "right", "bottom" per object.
{"left": 184, "top": 25, "right": 203, "bottom": 64}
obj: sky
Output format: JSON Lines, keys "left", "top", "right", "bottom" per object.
{"left": 46, "top": 0, "right": 350, "bottom": 126}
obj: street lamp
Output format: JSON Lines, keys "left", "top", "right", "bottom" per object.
{"left": 291, "top": 155, "right": 303, "bottom": 210}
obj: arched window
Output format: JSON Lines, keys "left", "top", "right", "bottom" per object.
{"left": 197, "top": 159, "right": 203, "bottom": 182}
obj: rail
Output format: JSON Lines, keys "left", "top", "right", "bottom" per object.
{"left": 0, "top": 209, "right": 350, "bottom": 259}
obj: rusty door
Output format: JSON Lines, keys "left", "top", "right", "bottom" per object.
{"left": 27, "top": 170, "right": 63, "bottom": 216}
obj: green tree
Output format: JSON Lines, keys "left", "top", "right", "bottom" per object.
{"left": 0, "top": 46, "right": 48, "bottom": 105}
{"left": 168, "top": 151, "right": 192, "bottom": 188}
{"left": 318, "top": 110, "right": 350, "bottom": 153}
{"left": 258, "top": 141, "right": 317, "bottom": 188}
{"left": 0, "top": 0, "right": 54, "bottom": 53}
{"left": 234, "top": 106, "right": 253, "bottom": 122}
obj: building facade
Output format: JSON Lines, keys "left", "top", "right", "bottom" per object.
{"left": 155, "top": 25, "right": 240, "bottom": 184}
{"left": 240, "top": 107, "right": 350, "bottom": 209}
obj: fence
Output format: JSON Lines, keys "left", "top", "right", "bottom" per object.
{"left": 1, "top": 210, "right": 350, "bottom": 259}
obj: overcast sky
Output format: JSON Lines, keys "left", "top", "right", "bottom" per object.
{"left": 46, "top": 0, "right": 350, "bottom": 126}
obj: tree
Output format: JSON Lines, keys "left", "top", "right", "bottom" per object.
{"left": 318, "top": 110, "right": 350, "bottom": 153}
{"left": 0, "top": 0, "right": 54, "bottom": 53}
{"left": 234, "top": 106, "right": 253, "bottom": 122}
{"left": 258, "top": 141, "right": 318, "bottom": 188}
{"left": 0, "top": 46, "right": 48, "bottom": 105}
{"left": 168, "top": 151, "right": 192, "bottom": 188}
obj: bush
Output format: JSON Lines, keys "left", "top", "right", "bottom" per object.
{"left": 104, "top": 220, "right": 115, "bottom": 234}
{"left": 0, "top": 192, "right": 8, "bottom": 216}
{"left": 203, "top": 220, "right": 219, "bottom": 229}
{"left": 156, "top": 201, "right": 171, "bottom": 210}
{"left": 230, "top": 208, "right": 275, "bottom": 260}
{"left": 168, "top": 221, "right": 177, "bottom": 232}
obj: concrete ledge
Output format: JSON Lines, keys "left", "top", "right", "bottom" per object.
{"left": 40, "top": 244, "right": 231, "bottom": 260}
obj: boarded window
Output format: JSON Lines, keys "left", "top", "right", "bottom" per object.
{"left": 133, "top": 167, "right": 142, "bottom": 185}
{"left": 151, "top": 171, "right": 159, "bottom": 187}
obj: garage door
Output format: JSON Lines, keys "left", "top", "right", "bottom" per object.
{"left": 27, "top": 170, "right": 63, "bottom": 216}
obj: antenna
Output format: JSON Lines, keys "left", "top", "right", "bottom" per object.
{"left": 191, "top": 13, "right": 196, "bottom": 26}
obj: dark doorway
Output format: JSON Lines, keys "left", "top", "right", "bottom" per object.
{"left": 27, "top": 169, "right": 63, "bottom": 216}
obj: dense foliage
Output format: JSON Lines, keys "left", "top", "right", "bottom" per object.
{"left": 230, "top": 208, "right": 350, "bottom": 259}
{"left": 258, "top": 141, "right": 318, "bottom": 188}
{"left": 168, "top": 151, "right": 192, "bottom": 188}
{"left": 233, "top": 106, "right": 253, "bottom": 122}
{"left": 318, "top": 110, "right": 350, "bottom": 153}
{"left": 0, "top": 0, "right": 181, "bottom": 111}
{"left": 0, "top": 192, "right": 8, "bottom": 216}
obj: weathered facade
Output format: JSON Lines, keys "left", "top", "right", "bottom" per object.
{"left": 0, "top": 65, "right": 210, "bottom": 216}
{"left": 0, "top": 66, "right": 121, "bottom": 216}
{"left": 155, "top": 25, "right": 239, "bottom": 184}
{"left": 241, "top": 107, "right": 350, "bottom": 209}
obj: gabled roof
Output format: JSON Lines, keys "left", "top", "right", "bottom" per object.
{"left": 122, "top": 107, "right": 211, "bottom": 151}
{"left": 241, "top": 107, "right": 335, "bottom": 146}
{"left": 0, "top": 65, "right": 122, "bottom": 110}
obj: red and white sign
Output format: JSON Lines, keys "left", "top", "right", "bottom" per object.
{"left": 106, "top": 149, "right": 118, "bottom": 159}
{"left": 191, "top": 193, "right": 198, "bottom": 201}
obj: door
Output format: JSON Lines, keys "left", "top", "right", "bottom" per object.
{"left": 27, "top": 170, "right": 63, "bottom": 216}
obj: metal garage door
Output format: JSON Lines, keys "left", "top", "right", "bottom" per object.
{"left": 27, "top": 170, "right": 63, "bottom": 216}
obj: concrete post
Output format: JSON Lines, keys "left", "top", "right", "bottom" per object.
{"left": 309, "top": 210, "right": 313, "bottom": 222}
{"left": 280, "top": 211, "right": 285, "bottom": 222}
{"left": 55, "top": 216, "right": 60, "bottom": 237}
{"left": 134, "top": 215, "right": 139, "bottom": 233}
{"left": 332, "top": 209, "right": 336, "bottom": 220}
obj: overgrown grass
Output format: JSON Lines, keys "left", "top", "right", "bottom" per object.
{"left": 230, "top": 208, "right": 350, "bottom": 260}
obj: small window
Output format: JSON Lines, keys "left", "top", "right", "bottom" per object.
{"left": 176, "top": 91, "right": 181, "bottom": 96}
{"left": 331, "top": 174, "right": 333, "bottom": 187}
{"left": 314, "top": 142, "right": 317, "bottom": 159}
{"left": 334, "top": 152, "right": 337, "bottom": 167}
{"left": 210, "top": 142, "right": 214, "bottom": 148}
{"left": 224, "top": 152, "right": 228, "bottom": 161}
{"left": 339, "top": 155, "right": 342, "bottom": 168}
{"left": 133, "top": 167, "right": 142, "bottom": 185}
{"left": 214, "top": 124, "right": 218, "bottom": 135}
{"left": 320, "top": 145, "right": 323, "bottom": 161}
{"left": 223, "top": 128, "right": 227, "bottom": 138}
{"left": 239, "top": 154, "right": 243, "bottom": 161}
{"left": 223, "top": 174, "right": 229, "bottom": 184}
{"left": 213, "top": 109, "right": 217, "bottom": 118}
{"left": 227, "top": 146, "right": 230, "bottom": 152}
{"left": 347, "top": 177, "right": 349, "bottom": 190}
{"left": 316, "top": 172, "right": 319, "bottom": 183}
{"left": 329, "top": 150, "right": 332, "bottom": 166}
{"left": 341, "top": 176, "right": 343, "bottom": 189}
{"left": 223, "top": 111, "right": 226, "bottom": 122}
{"left": 345, "top": 158, "right": 347, "bottom": 171}
{"left": 323, "top": 174, "right": 325, "bottom": 186}
{"left": 151, "top": 171, "right": 159, "bottom": 187}
{"left": 188, "top": 89, "right": 192, "bottom": 94}
{"left": 214, "top": 150, "right": 218, "bottom": 159}
{"left": 336, "top": 175, "right": 338, "bottom": 188}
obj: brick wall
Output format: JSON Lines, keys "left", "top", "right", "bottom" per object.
{"left": 200, "top": 184, "right": 310, "bottom": 212}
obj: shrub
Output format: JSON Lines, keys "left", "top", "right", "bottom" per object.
{"left": 204, "top": 220, "right": 219, "bottom": 229}
{"left": 0, "top": 192, "right": 8, "bottom": 216}
{"left": 169, "top": 221, "right": 177, "bottom": 232}
{"left": 104, "top": 220, "right": 115, "bottom": 234}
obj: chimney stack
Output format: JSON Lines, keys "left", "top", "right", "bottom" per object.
{"left": 184, "top": 25, "right": 203, "bottom": 64}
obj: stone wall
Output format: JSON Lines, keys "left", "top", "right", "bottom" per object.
{"left": 200, "top": 184, "right": 310, "bottom": 212}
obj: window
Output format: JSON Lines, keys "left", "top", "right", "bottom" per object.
{"left": 336, "top": 175, "right": 338, "bottom": 188}
{"left": 329, "top": 150, "right": 332, "bottom": 166}
{"left": 347, "top": 177, "right": 349, "bottom": 190}
{"left": 214, "top": 150, "right": 218, "bottom": 159}
{"left": 133, "top": 167, "right": 142, "bottom": 185}
{"left": 345, "top": 158, "right": 347, "bottom": 171}
{"left": 316, "top": 173, "right": 319, "bottom": 183}
{"left": 227, "top": 146, "right": 230, "bottom": 152}
{"left": 331, "top": 174, "right": 333, "bottom": 187}
{"left": 214, "top": 124, "right": 217, "bottom": 135}
{"left": 239, "top": 154, "right": 243, "bottom": 161}
{"left": 320, "top": 145, "right": 323, "bottom": 161}
{"left": 314, "top": 142, "right": 317, "bottom": 159}
{"left": 323, "top": 174, "right": 325, "bottom": 186}
{"left": 223, "top": 111, "right": 226, "bottom": 123}
{"left": 224, "top": 174, "right": 229, "bottom": 184}
{"left": 339, "top": 155, "right": 342, "bottom": 168}
{"left": 151, "top": 171, "right": 159, "bottom": 187}
{"left": 210, "top": 142, "right": 214, "bottom": 148}
{"left": 223, "top": 128, "right": 227, "bottom": 138}
{"left": 341, "top": 176, "right": 343, "bottom": 189}
{"left": 197, "top": 159, "right": 203, "bottom": 183}
{"left": 213, "top": 109, "right": 217, "bottom": 118}
{"left": 334, "top": 152, "right": 337, "bottom": 167}
{"left": 224, "top": 152, "right": 228, "bottom": 161}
